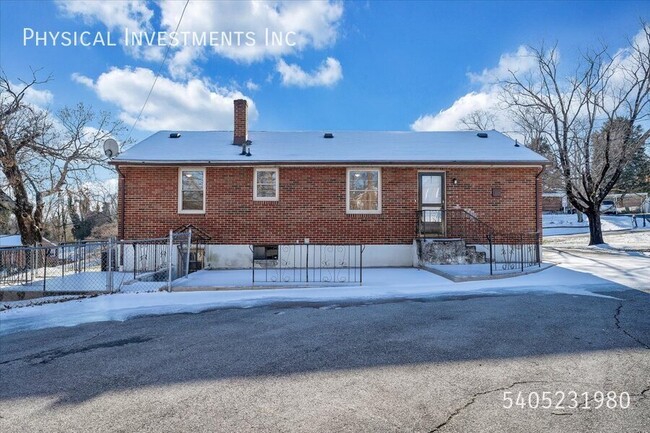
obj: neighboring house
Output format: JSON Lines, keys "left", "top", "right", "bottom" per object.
{"left": 0, "top": 234, "right": 55, "bottom": 248}
{"left": 542, "top": 192, "right": 569, "bottom": 213}
{"left": 611, "top": 193, "right": 649, "bottom": 213}
{"left": 543, "top": 191, "right": 649, "bottom": 214}
{"left": 110, "top": 100, "right": 548, "bottom": 268}
{"left": 0, "top": 235, "right": 23, "bottom": 248}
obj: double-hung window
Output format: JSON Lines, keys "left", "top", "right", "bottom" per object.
{"left": 347, "top": 168, "right": 381, "bottom": 214}
{"left": 178, "top": 168, "right": 205, "bottom": 213}
{"left": 254, "top": 168, "right": 279, "bottom": 201}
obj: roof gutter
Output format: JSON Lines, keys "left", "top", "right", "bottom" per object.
{"left": 110, "top": 159, "right": 550, "bottom": 167}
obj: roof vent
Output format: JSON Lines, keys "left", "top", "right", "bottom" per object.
{"left": 169, "top": 132, "right": 181, "bottom": 139}
{"left": 240, "top": 141, "right": 252, "bottom": 157}
{"left": 323, "top": 133, "right": 334, "bottom": 139}
{"left": 476, "top": 132, "right": 488, "bottom": 138}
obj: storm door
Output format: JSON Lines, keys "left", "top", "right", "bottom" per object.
{"left": 419, "top": 173, "right": 445, "bottom": 236}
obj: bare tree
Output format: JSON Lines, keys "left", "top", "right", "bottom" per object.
{"left": 502, "top": 26, "right": 650, "bottom": 245}
{"left": 0, "top": 71, "right": 125, "bottom": 245}
{"left": 459, "top": 109, "right": 497, "bottom": 131}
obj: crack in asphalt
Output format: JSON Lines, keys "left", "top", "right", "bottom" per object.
{"left": 0, "top": 336, "right": 152, "bottom": 365}
{"left": 614, "top": 303, "right": 650, "bottom": 350}
{"left": 429, "top": 380, "right": 548, "bottom": 432}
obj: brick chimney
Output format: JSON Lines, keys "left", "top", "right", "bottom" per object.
{"left": 233, "top": 99, "right": 247, "bottom": 145}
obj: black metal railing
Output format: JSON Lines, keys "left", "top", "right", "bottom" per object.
{"left": 416, "top": 208, "right": 495, "bottom": 244}
{"left": 487, "top": 232, "right": 541, "bottom": 275}
{"left": 416, "top": 209, "right": 541, "bottom": 274}
{"left": 252, "top": 244, "right": 365, "bottom": 285}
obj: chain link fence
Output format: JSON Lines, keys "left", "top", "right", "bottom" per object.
{"left": 0, "top": 230, "right": 192, "bottom": 300}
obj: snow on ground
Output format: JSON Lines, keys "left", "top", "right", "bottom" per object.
{"left": 421, "top": 263, "right": 554, "bottom": 281}
{"left": 3, "top": 213, "right": 648, "bottom": 335}
{"left": 544, "top": 230, "right": 650, "bottom": 251}
{"left": 542, "top": 214, "right": 645, "bottom": 236}
{"left": 0, "top": 266, "right": 627, "bottom": 335}
{"left": 543, "top": 248, "right": 650, "bottom": 292}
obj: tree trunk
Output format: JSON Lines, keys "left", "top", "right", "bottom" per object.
{"left": 2, "top": 160, "right": 42, "bottom": 246}
{"left": 585, "top": 209, "right": 604, "bottom": 245}
{"left": 15, "top": 211, "right": 40, "bottom": 246}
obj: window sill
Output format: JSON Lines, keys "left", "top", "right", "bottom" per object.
{"left": 346, "top": 210, "right": 382, "bottom": 215}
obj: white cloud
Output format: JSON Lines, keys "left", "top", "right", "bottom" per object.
{"left": 411, "top": 26, "right": 650, "bottom": 138}
{"left": 411, "top": 92, "right": 499, "bottom": 131}
{"left": 71, "top": 72, "right": 94, "bottom": 88}
{"left": 467, "top": 45, "right": 537, "bottom": 86}
{"left": 56, "top": 0, "right": 345, "bottom": 78}
{"left": 160, "top": 0, "right": 343, "bottom": 75}
{"left": 608, "top": 26, "right": 650, "bottom": 95}
{"left": 73, "top": 67, "right": 257, "bottom": 132}
{"left": 55, "top": 0, "right": 154, "bottom": 31}
{"left": 3, "top": 81, "right": 54, "bottom": 109}
{"left": 22, "top": 85, "right": 54, "bottom": 108}
{"left": 245, "top": 80, "right": 260, "bottom": 91}
{"left": 276, "top": 57, "right": 343, "bottom": 88}
{"left": 55, "top": 0, "right": 162, "bottom": 61}
{"left": 411, "top": 46, "right": 541, "bottom": 134}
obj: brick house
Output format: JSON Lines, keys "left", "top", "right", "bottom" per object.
{"left": 111, "top": 100, "right": 548, "bottom": 268}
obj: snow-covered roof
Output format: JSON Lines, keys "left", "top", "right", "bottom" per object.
{"left": 0, "top": 234, "right": 22, "bottom": 248}
{"left": 0, "top": 235, "right": 56, "bottom": 248}
{"left": 112, "top": 130, "right": 548, "bottom": 165}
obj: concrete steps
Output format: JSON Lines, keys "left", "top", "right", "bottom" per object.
{"left": 417, "top": 239, "right": 487, "bottom": 265}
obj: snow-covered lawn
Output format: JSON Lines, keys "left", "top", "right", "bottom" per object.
{"left": 542, "top": 213, "right": 644, "bottom": 236}
{"left": 0, "top": 266, "right": 628, "bottom": 335}
{"left": 544, "top": 247, "right": 650, "bottom": 292}
{"left": 544, "top": 230, "right": 650, "bottom": 251}
{"left": 543, "top": 213, "right": 650, "bottom": 250}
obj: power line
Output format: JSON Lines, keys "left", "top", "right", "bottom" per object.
{"left": 125, "top": 0, "right": 191, "bottom": 144}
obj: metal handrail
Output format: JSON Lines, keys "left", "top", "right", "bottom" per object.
{"left": 416, "top": 209, "right": 541, "bottom": 273}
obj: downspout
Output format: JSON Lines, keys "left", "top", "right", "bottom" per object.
{"left": 535, "top": 165, "right": 545, "bottom": 234}
{"left": 116, "top": 166, "right": 126, "bottom": 240}
{"left": 535, "top": 165, "right": 545, "bottom": 264}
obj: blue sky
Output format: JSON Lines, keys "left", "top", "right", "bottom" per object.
{"left": 1, "top": 0, "right": 647, "bottom": 144}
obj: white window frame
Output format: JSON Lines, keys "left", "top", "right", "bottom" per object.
{"left": 346, "top": 168, "right": 382, "bottom": 214}
{"left": 178, "top": 167, "right": 206, "bottom": 214}
{"left": 253, "top": 168, "right": 279, "bottom": 201}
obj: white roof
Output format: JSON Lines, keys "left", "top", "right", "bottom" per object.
{"left": 113, "top": 130, "right": 548, "bottom": 165}
{"left": 0, "top": 235, "right": 55, "bottom": 248}
{"left": 0, "top": 235, "right": 23, "bottom": 247}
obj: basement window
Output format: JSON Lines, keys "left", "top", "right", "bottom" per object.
{"left": 346, "top": 168, "right": 381, "bottom": 214}
{"left": 254, "top": 168, "right": 279, "bottom": 201}
{"left": 253, "top": 245, "right": 279, "bottom": 260}
{"left": 178, "top": 168, "right": 206, "bottom": 213}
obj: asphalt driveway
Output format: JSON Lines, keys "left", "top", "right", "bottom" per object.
{"left": 1, "top": 288, "right": 649, "bottom": 432}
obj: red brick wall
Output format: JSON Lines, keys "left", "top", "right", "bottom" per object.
{"left": 117, "top": 166, "right": 541, "bottom": 244}
{"left": 542, "top": 196, "right": 564, "bottom": 212}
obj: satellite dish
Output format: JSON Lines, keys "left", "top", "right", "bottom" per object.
{"left": 103, "top": 139, "right": 119, "bottom": 158}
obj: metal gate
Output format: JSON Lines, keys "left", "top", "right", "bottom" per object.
{"left": 252, "top": 244, "right": 364, "bottom": 285}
